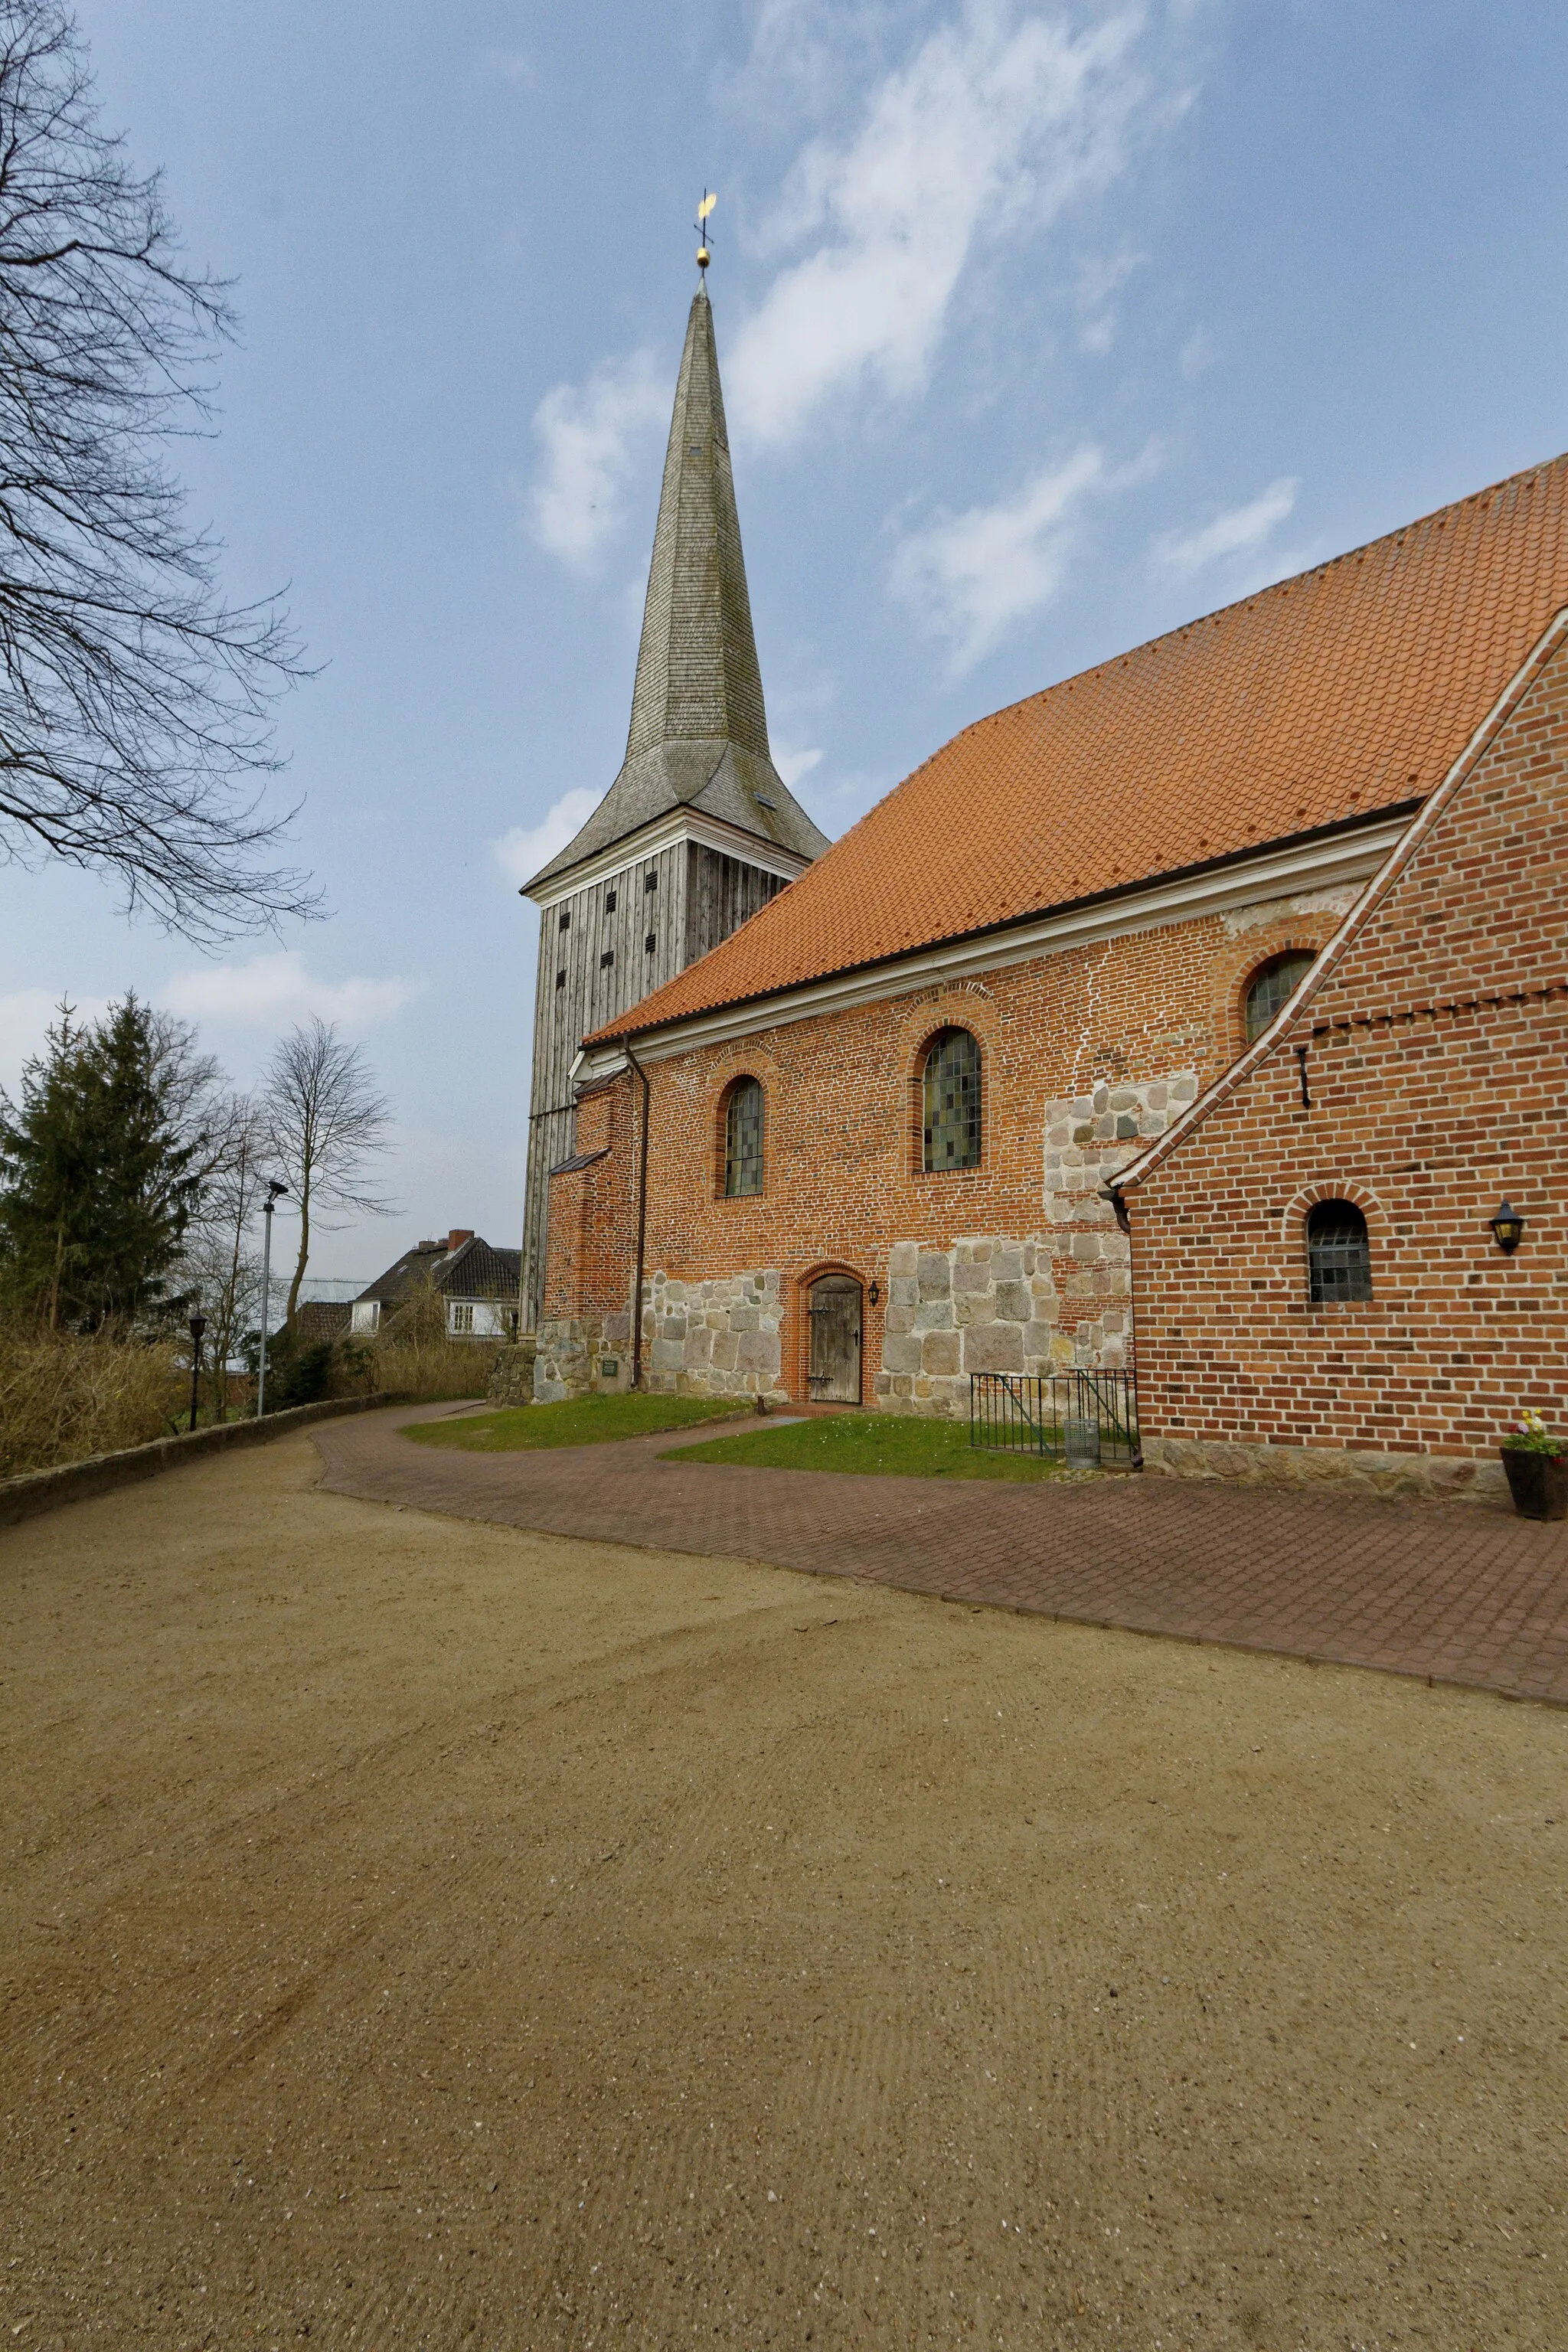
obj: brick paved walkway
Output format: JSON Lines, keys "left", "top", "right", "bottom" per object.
{"left": 312, "top": 1405, "right": 1568, "bottom": 1707}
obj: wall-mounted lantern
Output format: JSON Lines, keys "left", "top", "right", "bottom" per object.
{"left": 1489, "top": 1199, "right": 1526, "bottom": 1255}
{"left": 867, "top": 1279, "right": 881, "bottom": 1306}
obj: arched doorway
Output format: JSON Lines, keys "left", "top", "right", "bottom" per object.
{"left": 807, "top": 1273, "right": 862, "bottom": 1403}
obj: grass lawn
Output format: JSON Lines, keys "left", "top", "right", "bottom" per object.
{"left": 664, "top": 1410, "right": 1076, "bottom": 1481}
{"left": 400, "top": 1393, "right": 748, "bottom": 1452}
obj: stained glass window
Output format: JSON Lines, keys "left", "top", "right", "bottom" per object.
{"left": 1244, "top": 951, "right": 1315, "bottom": 1041}
{"left": 923, "top": 1028, "right": 982, "bottom": 1171}
{"left": 724, "top": 1078, "right": 764, "bottom": 1197}
{"left": 1307, "top": 1200, "right": 1372, "bottom": 1304}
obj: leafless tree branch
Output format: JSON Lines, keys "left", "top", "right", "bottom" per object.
{"left": 0, "top": 1, "right": 318, "bottom": 941}
{"left": 262, "top": 1016, "right": 394, "bottom": 1323}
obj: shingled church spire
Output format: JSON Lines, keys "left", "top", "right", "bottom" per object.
{"left": 518, "top": 265, "right": 827, "bottom": 1328}
{"left": 626, "top": 283, "right": 772, "bottom": 763}
{"left": 527, "top": 285, "right": 824, "bottom": 889}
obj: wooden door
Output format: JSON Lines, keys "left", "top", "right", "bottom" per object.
{"left": 808, "top": 1276, "right": 861, "bottom": 1403}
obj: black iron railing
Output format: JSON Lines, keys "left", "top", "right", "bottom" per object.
{"left": 969, "top": 1370, "right": 1141, "bottom": 1469}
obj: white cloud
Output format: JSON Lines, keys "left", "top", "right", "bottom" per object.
{"left": 528, "top": 350, "right": 668, "bottom": 575}
{"left": 1151, "top": 476, "right": 1299, "bottom": 581}
{"left": 1178, "top": 323, "right": 1215, "bottom": 379}
{"left": 889, "top": 444, "right": 1106, "bottom": 673}
{"left": 1076, "top": 245, "right": 1145, "bottom": 351}
{"left": 727, "top": 3, "right": 1149, "bottom": 446}
{"left": 160, "top": 953, "right": 420, "bottom": 1032}
{"left": 492, "top": 788, "right": 600, "bottom": 890}
{"left": 483, "top": 45, "right": 535, "bottom": 90}
{"left": 773, "top": 743, "right": 824, "bottom": 792}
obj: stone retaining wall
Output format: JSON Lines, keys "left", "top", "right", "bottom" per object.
{"left": 533, "top": 1315, "right": 630, "bottom": 1403}
{"left": 0, "top": 1393, "right": 398, "bottom": 1530}
{"left": 485, "top": 1339, "right": 539, "bottom": 1406}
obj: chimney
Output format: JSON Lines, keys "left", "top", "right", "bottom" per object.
{"left": 446, "top": 1229, "right": 475, "bottom": 1253}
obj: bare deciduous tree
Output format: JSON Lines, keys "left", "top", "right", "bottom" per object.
{"left": 262, "top": 1017, "right": 393, "bottom": 1324}
{"left": 0, "top": 0, "right": 316, "bottom": 941}
{"left": 179, "top": 1087, "right": 266, "bottom": 1416}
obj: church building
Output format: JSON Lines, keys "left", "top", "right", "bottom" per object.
{"left": 523, "top": 280, "right": 1568, "bottom": 1452}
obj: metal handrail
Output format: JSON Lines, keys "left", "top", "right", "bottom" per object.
{"left": 969, "top": 1370, "right": 1142, "bottom": 1468}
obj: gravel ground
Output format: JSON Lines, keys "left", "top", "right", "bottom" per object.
{"left": 1, "top": 1431, "right": 1564, "bottom": 2351}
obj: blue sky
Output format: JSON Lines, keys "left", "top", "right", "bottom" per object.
{"left": 2, "top": 0, "right": 1566, "bottom": 1277}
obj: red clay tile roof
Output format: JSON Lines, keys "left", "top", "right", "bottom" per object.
{"left": 588, "top": 452, "right": 1568, "bottom": 1046}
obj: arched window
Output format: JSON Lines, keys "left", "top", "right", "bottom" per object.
{"left": 922, "top": 1027, "right": 982, "bottom": 1171}
{"left": 1244, "top": 950, "right": 1316, "bottom": 1042}
{"left": 722, "top": 1077, "right": 764, "bottom": 1197}
{"left": 1306, "top": 1200, "right": 1372, "bottom": 1305}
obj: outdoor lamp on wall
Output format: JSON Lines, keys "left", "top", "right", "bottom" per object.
{"left": 1489, "top": 1200, "right": 1526, "bottom": 1255}
{"left": 867, "top": 1280, "right": 880, "bottom": 1306}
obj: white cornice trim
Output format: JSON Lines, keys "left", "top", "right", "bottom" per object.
{"left": 524, "top": 807, "right": 814, "bottom": 908}
{"left": 577, "top": 815, "right": 1411, "bottom": 1078}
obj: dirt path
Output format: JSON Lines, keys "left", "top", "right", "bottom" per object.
{"left": 2, "top": 1436, "right": 1564, "bottom": 2350}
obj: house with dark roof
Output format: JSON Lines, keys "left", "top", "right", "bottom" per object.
{"left": 350, "top": 1230, "right": 521, "bottom": 1342}
{"left": 293, "top": 1299, "right": 354, "bottom": 1347}
{"left": 525, "top": 426, "right": 1568, "bottom": 1426}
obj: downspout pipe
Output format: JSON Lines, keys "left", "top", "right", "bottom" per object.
{"left": 626, "top": 1044, "right": 652, "bottom": 1390}
{"left": 1099, "top": 1183, "right": 1142, "bottom": 1469}
{"left": 1102, "top": 1183, "right": 1132, "bottom": 1237}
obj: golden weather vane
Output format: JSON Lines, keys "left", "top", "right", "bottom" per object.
{"left": 695, "top": 188, "right": 717, "bottom": 273}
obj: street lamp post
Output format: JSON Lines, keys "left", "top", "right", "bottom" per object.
{"left": 256, "top": 1180, "right": 289, "bottom": 1416}
{"left": 188, "top": 1315, "right": 207, "bottom": 1432}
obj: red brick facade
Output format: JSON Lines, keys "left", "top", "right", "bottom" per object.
{"left": 531, "top": 459, "right": 1568, "bottom": 1493}
{"left": 537, "top": 892, "right": 1355, "bottom": 1406}
{"left": 1116, "top": 632, "right": 1568, "bottom": 1498}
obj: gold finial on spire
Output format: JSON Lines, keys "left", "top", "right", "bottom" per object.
{"left": 695, "top": 188, "right": 717, "bottom": 273}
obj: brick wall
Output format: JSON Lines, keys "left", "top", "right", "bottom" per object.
{"left": 536, "top": 1078, "right": 638, "bottom": 1401}
{"left": 1123, "top": 636, "right": 1568, "bottom": 1494}
{"left": 538, "top": 887, "right": 1354, "bottom": 1406}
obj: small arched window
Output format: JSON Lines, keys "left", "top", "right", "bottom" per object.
{"left": 1244, "top": 950, "right": 1316, "bottom": 1042}
{"left": 1307, "top": 1200, "right": 1372, "bottom": 1305}
{"left": 923, "top": 1027, "right": 982, "bottom": 1171}
{"left": 723, "top": 1077, "right": 764, "bottom": 1197}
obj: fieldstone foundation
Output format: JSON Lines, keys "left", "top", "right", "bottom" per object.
{"left": 533, "top": 1313, "right": 632, "bottom": 1403}
{"left": 1144, "top": 1433, "right": 1511, "bottom": 1508}
{"left": 877, "top": 1235, "right": 1054, "bottom": 1416}
{"left": 874, "top": 1070, "right": 1199, "bottom": 1417}
{"left": 642, "top": 1267, "right": 787, "bottom": 1399}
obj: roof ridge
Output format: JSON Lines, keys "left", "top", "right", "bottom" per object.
{"left": 942, "top": 449, "right": 1568, "bottom": 749}
{"left": 1109, "top": 598, "right": 1568, "bottom": 1191}
{"left": 583, "top": 445, "right": 1568, "bottom": 1049}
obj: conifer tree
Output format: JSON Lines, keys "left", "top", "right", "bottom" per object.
{"left": 0, "top": 995, "right": 204, "bottom": 1327}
